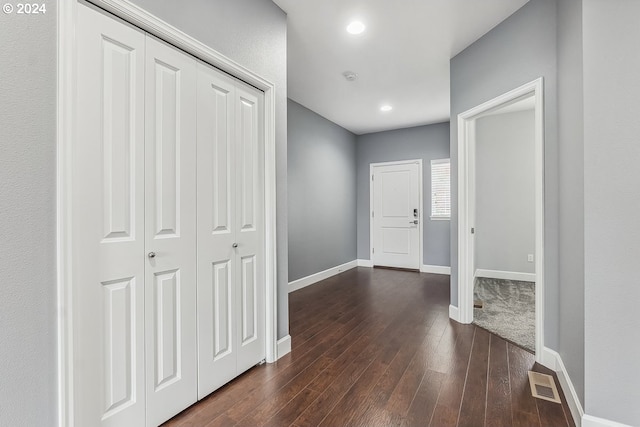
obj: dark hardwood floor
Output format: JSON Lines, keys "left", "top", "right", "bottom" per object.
{"left": 164, "top": 267, "right": 575, "bottom": 427}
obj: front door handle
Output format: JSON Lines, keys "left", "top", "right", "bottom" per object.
{"left": 410, "top": 220, "right": 418, "bottom": 225}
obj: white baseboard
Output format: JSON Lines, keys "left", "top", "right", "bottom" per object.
{"left": 276, "top": 335, "right": 291, "bottom": 359}
{"left": 421, "top": 264, "right": 451, "bottom": 275}
{"left": 542, "top": 347, "right": 584, "bottom": 427}
{"left": 288, "top": 260, "right": 358, "bottom": 293}
{"left": 582, "top": 415, "right": 632, "bottom": 427}
{"left": 357, "top": 259, "right": 373, "bottom": 268}
{"left": 475, "top": 268, "right": 535, "bottom": 282}
{"left": 449, "top": 304, "right": 460, "bottom": 322}
{"left": 540, "top": 346, "right": 559, "bottom": 370}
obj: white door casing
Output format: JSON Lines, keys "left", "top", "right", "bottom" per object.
{"left": 370, "top": 160, "right": 422, "bottom": 270}
{"left": 74, "top": 4, "right": 146, "bottom": 426}
{"left": 456, "top": 78, "right": 545, "bottom": 361}
{"left": 196, "top": 64, "right": 265, "bottom": 399}
{"left": 144, "top": 34, "right": 198, "bottom": 426}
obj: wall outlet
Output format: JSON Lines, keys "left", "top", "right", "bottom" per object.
{"left": 527, "top": 254, "right": 534, "bottom": 262}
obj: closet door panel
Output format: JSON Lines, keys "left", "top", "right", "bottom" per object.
{"left": 235, "top": 85, "right": 266, "bottom": 373}
{"left": 74, "top": 5, "right": 146, "bottom": 427}
{"left": 144, "top": 35, "right": 198, "bottom": 427}
{"left": 196, "top": 63, "right": 239, "bottom": 398}
{"left": 240, "top": 255, "right": 258, "bottom": 344}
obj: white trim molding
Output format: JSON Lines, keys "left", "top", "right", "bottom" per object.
{"left": 449, "top": 305, "right": 461, "bottom": 322}
{"left": 357, "top": 259, "right": 374, "bottom": 268}
{"left": 57, "top": 1, "right": 76, "bottom": 425}
{"left": 474, "top": 269, "right": 535, "bottom": 282}
{"left": 58, "top": 0, "right": 279, "bottom": 423}
{"left": 542, "top": 347, "right": 584, "bottom": 427}
{"left": 276, "top": 335, "right": 292, "bottom": 359}
{"left": 582, "top": 415, "right": 632, "bottom": 427}
{"left": 541, "top": 348, "right": 633, "bottom": 427}
{"left": 457, "top": 78, "right": 545, "bottom": 363}
{"left": 289, "top": 260, "right": 358, "bottom": 293}
{"left": 421, "top": 265, "right": 451, "bottom": 275}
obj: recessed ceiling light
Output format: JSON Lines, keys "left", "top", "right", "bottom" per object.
{"left": 346, "top": 21, "right": 366, "bottom": 35}
{"left": 380, "top": 105, "right": 393, "bottom": 112}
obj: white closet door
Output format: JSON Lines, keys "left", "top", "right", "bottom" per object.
{"left": 234, "top": 83, "right": 266, "bottom": 373}
{"left": 144, "top": 35, "right": 198, "bottom": 426}
{"left": 74, "top": 4, "right": 146, "bottom": 427}
{"left": 196, "top": 64, "right": 266, "bottom": 398}
{"left": 196, "top": 63, "right": 238, "bottom": 398}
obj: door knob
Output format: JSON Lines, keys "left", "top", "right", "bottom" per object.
{"left": 232, "top": 243, "right": 238, "bottom": 248}
{"left": 148, "top": 252, "right": 156, "bottom": 258}
{"left": 410, "top": 220, "right": 418, "bottom": 224}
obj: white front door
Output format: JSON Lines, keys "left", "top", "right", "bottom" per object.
{"left": 371, "top": 161, "right": 421, "bottom": 269}
{"left": 144, "top": 35, "right": 198, "bottom": 426}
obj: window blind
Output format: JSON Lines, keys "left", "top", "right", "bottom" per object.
{"left": 431, "top": 159, "right": 451, "bottom": 218}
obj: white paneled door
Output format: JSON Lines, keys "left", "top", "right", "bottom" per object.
{"left": 234, "top": 84, "right": 265, "bottom": 375}
{"left": 75, "top": 5, "right": 146, "bottom": 427}
{"left": 73, "top": 4, "right": 267, "bottom": 425}
{"left": 195, "top": 65, "right": 237, "bottom": 397}
{"left": 196, "top": 64, "right": 265, "bottom": 399}
{"left": 371, "top": 161, "right": 422, "bottom": 269}
{"left": 144, "top": 35, "right": 198, "bottom": 426}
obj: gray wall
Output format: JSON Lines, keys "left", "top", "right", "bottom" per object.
{"left": 583, "top": 0, "right": 640, "bottom": 423}
{"left": 129, "top": 0, "right": 289, "bottom": 338}
{"left": 557, "top": 0, "right": 585, "bottom": 407}
{"left": 450, "top": 0, "right": 560, "bottom": 350}
{"left": 0, "top": 2, "right": 57, "bottom": 425}
{"left": 357, "top": 123, "right": 451, "bottom": 267}
{"left": 475, "top": 110, "right": 535, "bottom": 275}
{"left": 288, "top": 100, "right": 357, "bottom": 282}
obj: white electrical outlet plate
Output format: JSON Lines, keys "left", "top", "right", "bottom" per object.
{"left": 527, "top": 254, "right": 534, "bottom": 262}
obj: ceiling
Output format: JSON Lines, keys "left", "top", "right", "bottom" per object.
{"left": 272, "top": 0, "right": 529, "bottom": 135}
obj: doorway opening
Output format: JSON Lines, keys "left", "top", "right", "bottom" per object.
{"left": 457, "top": 78, "right": 544, "bottom": 360}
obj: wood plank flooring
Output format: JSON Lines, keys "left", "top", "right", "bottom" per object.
{"left": 164, "top": 267, "right": 575, "bottom": 427}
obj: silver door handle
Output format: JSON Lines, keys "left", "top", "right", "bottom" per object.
{"left": 410, "top": 220, "right": 418, "bottom": 224}
{"left": 148, "top": 252, "right": 156, "bottom": 258}
{"left": 232, "top": 243, "right": 238, "bottom": 248}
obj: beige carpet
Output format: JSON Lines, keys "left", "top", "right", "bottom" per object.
{"left": 473, "top": 277, "right": 535, "bottom": 352}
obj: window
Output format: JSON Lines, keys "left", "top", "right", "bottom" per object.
{"left": 431, "top": 159, "right": 450, "bottom": 219}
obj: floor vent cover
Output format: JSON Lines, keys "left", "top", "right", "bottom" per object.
{"left": 528, "top": 371, "right": 561, "bottom": 403}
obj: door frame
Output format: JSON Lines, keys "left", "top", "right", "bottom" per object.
{"left": 369, "top": 159, "right": 423, "bottom": 270}
{"left": 57, "top": 1, "right": 279, "bottom": 425}
{"left": 456, "top": 78, "right": 545, "bottom": 361}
